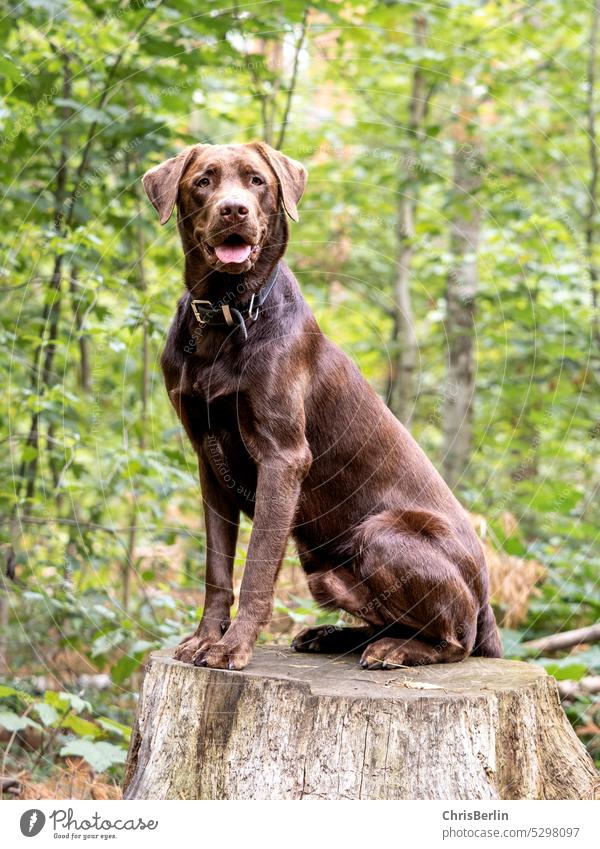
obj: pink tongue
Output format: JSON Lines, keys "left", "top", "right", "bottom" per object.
{"left": 215, "top": 243, "right": 252, "bottom": 264}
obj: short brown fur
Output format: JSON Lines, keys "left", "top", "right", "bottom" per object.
{"left": 143, "top": 141, "right": 502, "bottom": 671}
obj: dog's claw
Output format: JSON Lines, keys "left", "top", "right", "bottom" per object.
{"left": 360, "top": 656, "right": 383, "bottom": 670}
{"left": 292, "top": 637, "right": 317, "bottom": 652}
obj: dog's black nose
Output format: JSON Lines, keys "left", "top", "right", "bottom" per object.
{"left": 218, "top": 198, "right": 249, "bottom": 220}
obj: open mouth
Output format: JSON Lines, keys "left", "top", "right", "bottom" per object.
{"left": 207, "top": 234, "right": 254, "bottom": 266}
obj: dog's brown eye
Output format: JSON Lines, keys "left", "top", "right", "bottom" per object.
{"left": 195, "top": 176, "right": 210, "bottom": 188}
{"left": 250, "top": 175, "right": 264, "bottom": 186}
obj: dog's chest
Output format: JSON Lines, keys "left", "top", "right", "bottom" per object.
{"left": 180, "top": 387, "right": 256, "bottom": 511}
{"left": 201, "top": 415, "right": 259, "bottom": 513}
{"left": 183, "top": 350, "right": 246, "bottom": 403}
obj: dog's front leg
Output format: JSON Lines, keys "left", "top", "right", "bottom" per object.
{"left": 175, "top": 452, "right": 239, "bottom": 665}
{"left": 197, "top": 442, "right": 310, "bottom": 671}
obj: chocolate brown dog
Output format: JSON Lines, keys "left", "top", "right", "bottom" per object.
{"left": 143, "top": 141, "right": 502, "bottom": 671}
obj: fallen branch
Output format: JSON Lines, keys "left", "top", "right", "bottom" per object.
{"left": 523, "top": 623, "right": 600, "bottom": 654}
{"left": 557, "top": 676, "right": 600, "bottom": 700}
{"left": 0, "top": 774, "right": 21, "bottom": 796}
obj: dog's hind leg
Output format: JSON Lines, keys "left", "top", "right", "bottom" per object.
{"left": 354, "top": 509, "right": 482, "bottom": 668}
{"left": 359, "top": 635, "right": 467, "bottom": 669}
{"left": 302, "top": 563, "right": 387, "bottom": 624}
{"left": 472, "top": 602, "right": 503, "bottom": 657}
{"left": 292, "top": 624, "right": 375, "bottom": 654}
{"left": 291, "top": 561, "right": 384, "bottom": 654}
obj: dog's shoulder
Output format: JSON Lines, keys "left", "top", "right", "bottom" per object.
{"left": 160, "top": 291, "right": 194, "bottom": 387}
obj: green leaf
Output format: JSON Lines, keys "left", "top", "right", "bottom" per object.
{"left": 61, "top": 714, "right": 102, "bottom": 739}
{"left": 45, "top": 691, "right": 92, "bottom": 714}
{"left": 33, "top": 702, "right": 59, "bottom": 726}
{"left": 59, "top": 739, "right": 127, "bottom": 773}
{"left": 0, "top": 54, "right": 22, "bottom": 83}
{"left": 568, "top": 646, "right": 600, "bottom": 672}
{"left": 97, "top": 716, "right": 132, "bottom": 741}
{"left": 0, "top": 685, "right": 22, "bottom": 699}
{"left": 91, "top": 629, "right": 126, "bottom": 658}
{"left": 500, "top": 628, "right": 532, "bottom": 659}
{"left": 20, "top": 444, "right": 38, "bottom": 463}
{"left": 0, "top": 710, "right": 41, "bottom": 732}
{"left": 110, "top": 653, "right": 143, "bottom": 685}
{"left": 536, "top": 659, "right": 589, "bottom": 681}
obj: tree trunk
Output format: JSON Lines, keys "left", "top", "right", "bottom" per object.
{"left": 0, "top": 583, "right": 9, "bottom": 675}
{"left": 443, "top": 118, "right": 482, "bottom": 488}
{"left": 69, "top": 267, "right": 91, "bottom": 392}
{"left": 122, "top": 177, "right": 149, "bottom": 612}
{"left": 585, "top": 0, "right": 600, "bottom": 351}
{"left": 19, "top": 53, "right": 71, "bottom": 501}
{"left": 389, "top": 13, "right": 428, "bottom": 423}
{"left": 124, "top": 648, "right": 598, "bottom": 800}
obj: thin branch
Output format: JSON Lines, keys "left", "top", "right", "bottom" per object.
{"left": 276, "top": 8, "right": 310, "bottom": 150}
{"left": 3, "top": 516, "right": 200, "bottom": 536}
{"left": 248, "top": 62, "right": 270, "bottom": 143}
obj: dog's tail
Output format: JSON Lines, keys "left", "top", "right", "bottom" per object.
{"left": 472, "top": 603, "right": 503, "bottom": 657}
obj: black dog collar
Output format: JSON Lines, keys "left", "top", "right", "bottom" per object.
{"left": 190, "top": 263, "right": 280, "bottom": 341}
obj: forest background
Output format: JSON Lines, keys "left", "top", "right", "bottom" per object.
{"left": 1, "top": 0, "right": 599, "bottom": 797}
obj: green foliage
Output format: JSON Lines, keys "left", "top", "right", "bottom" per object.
{"left": 0, "top": 682, "right": 129, "bottom": 777}
{"left": 0, "top": 0, "right": 599, "bottom": 787}
{"left": 59, "top": 740, "right": 126, "bottom": 773}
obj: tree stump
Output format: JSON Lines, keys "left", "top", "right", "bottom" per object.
{"left": 123, "top": 647, "right": 599, "bottom": 800}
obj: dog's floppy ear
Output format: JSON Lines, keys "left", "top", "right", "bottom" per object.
{"left": 252, "top": 142, "right": 307, "bottom": 222}
{"left": 142, "top": 146, "right": 197, "bottom": 225}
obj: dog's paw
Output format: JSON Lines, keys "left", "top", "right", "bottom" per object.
{"left": 193, "top": 638, "right": 253, "bottom": 671}
{"left": 291, "top": 625, "right": 337, "bottom": 653}
{"left": 174, "top": 636, "right": 210, "bottom": 664}
{"left": 359, "top": 638, "right": 412, "bottom": 670}
{"left": 173, "top": 622, "right": 230, "bottom": 665}
{"left": 359, "top": 637, "right": 443, "bottom": 669}
{"left": 192, "top": 621, "right": 256, "bottom": 671}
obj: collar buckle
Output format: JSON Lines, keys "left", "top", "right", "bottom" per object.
{"left": 189, "top": 263, "right": 280, "bottom": 337}
{"left": 190, "top": 299, "right": 213, "bottom": 325}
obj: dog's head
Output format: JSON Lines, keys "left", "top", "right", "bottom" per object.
{"left": 142, "top": 142, "right": 307, "bottom": 274}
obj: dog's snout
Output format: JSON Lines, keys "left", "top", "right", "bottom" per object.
{"left": 218, "top": 198, "right": 249, "bottom": 220}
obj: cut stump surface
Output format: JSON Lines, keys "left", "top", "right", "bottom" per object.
{"left": 124, "top": 647, "right": 599, "bottom": 800}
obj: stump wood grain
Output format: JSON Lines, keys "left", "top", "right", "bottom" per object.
{"left": 124, "top": 648, "right": 599, "bottom": 800}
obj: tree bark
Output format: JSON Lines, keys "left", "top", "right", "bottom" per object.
{"left": 124, "top": 648, "right": 598, "bottom": 800}
{"left": 443, "top": 111, "right": 483, "bottom": 488}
